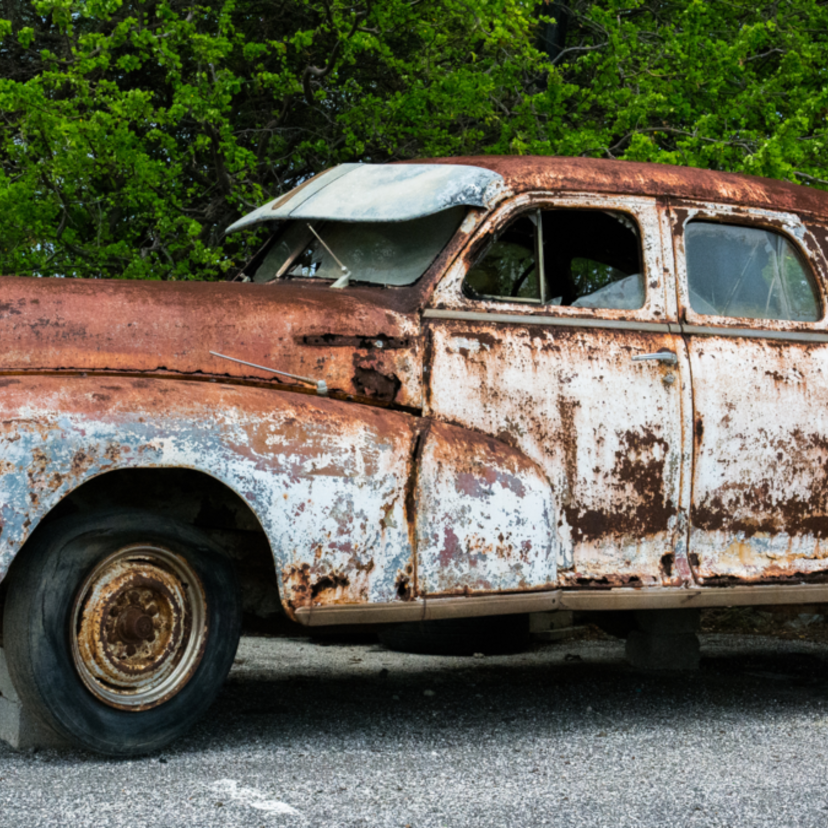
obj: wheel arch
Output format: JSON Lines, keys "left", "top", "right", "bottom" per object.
{"left": 0, "top": 466, "right": 280, "bottom": 635}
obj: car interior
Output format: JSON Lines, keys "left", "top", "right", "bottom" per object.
{"left": 464, "top": 208, "right": 644, "bottom": 310}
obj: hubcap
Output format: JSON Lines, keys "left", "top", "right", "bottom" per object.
{"left": 71, "top": 545, "right": 208, "bottom": 711}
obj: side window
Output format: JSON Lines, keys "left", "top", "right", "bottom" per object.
{"left": 685, "top": 222, "right": 821, "bottom": 322}
{"left": 463, "top": 213, "right": 541, "bottom": 302}
{"left": 464, "top": 209, "right": 644, "bottom": 310}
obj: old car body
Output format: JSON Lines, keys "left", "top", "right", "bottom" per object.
{"left": 3, "top": 156, "right": 828, "bottom": 752}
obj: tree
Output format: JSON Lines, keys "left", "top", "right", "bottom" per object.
{"left": 0, "top": 0, "right": 548, "bottom": 279}
{"left": 523, "top": 0, "right": 828, "bottom": 184}
{"left": 2, "top": 0, "right": 828, "bottom": 281}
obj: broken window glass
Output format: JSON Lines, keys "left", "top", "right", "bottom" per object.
{"left": 464, "top": 209, "right": 644, "bottom": 310}
{"left": 685, "top": 222, "right": 820, "bottom": 322}
{"left": 251, "top": 207, "right": 466, "bottom": 287}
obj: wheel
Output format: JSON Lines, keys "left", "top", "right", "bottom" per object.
{"left": 378, "top": 614, "right": 530, "bottom": 656}
{"left": 3, "top": 509, "right": 242, "bottom": 756}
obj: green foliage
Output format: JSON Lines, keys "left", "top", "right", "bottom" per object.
{"left": 0, "top": 0, "right": 546, "bottom": 278}
{"left": 1, "top": 0, "right": 828, "bottom": 280}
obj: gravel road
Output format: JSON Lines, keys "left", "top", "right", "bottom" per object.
{"left": 2, "top": 632, "right": 828, "bottom": 828}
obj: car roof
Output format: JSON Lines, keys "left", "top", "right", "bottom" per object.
{"left": 413, "top": 156, "right": 828, "bottom": 221}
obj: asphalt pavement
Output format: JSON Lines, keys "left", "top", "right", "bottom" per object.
{"left": 2, "top": 632, "right": 828, "bottom": 828}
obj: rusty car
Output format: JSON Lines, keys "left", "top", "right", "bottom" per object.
{"left": 2, "top": 156, "right": 828, "bottom": 755}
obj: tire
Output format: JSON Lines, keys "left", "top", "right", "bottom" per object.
{"left": 3, "top": 509, "right": 242, "bottom": 756}
{"left": 378, "top": 614, "right": 530, "bottom": 656}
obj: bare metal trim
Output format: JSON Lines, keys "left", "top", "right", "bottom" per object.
{"left": 210, "top": 351, "right": 329, "bottom": 396}
{"left": 295, "top": 584, "right": 828, "bottom": 625}
{"left": 294, "top": 602, "right": 425, "bottom": 627}
{"left": 295, "top": 591, "right": 559, "bottom": 626}
{"left": 423, "top": 309, "right": 678, "bottom": 334}
{"left": 423, "top": 310, "right": 828, "bottom": 344}
{"left": 424, "top": 591, "right": 560, "bottom": 620}
{"left": 681, "top": 324, "right": 828, "bottom": 344}
{"left": 632, "top": 351, "right": 678, "bottom": 364}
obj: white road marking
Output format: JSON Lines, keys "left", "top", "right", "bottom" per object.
{"left": 209, "top": 779, "right": 300, "bottom": 815}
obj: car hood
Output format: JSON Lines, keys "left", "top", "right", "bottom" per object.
{"left": 0, "top": 276, "right": 423, "bottom": 407}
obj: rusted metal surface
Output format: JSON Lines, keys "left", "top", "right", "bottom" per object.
{"left": 425, "top": 319, "right": 687, "bottom": 587}
{"left": 668, "top": 202, "right": 828, "bottom": 584}
{"left": 4, "top": 158, "right": 828, "bottom": 622}
{"left": 0, "top": 376, "right": 421, "bottom": 616}
{"left": 414, "top": 420, "right": 556, "bottom": 595}
{"left": 72, "top": 545, "right": 206, "bottom": 711}
{"left": 414, "top": 155, "right": 828, "bottom": 223}
{"left": 425, "top": 194, "right": 693, "bottom": 589}
{"left": 0, "top": 276, "right": 422, "bottom": 408}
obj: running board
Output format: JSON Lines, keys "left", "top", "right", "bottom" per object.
{"left": 293, "top": 583, "right": 828, "bottom": 627}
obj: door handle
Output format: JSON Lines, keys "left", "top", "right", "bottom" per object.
{"left": 632, "top": 351, "right": 678, "bottom": 365}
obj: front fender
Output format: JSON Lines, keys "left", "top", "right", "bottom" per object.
{"left": 0, "top": 376, "right": 419, "bottom": 614}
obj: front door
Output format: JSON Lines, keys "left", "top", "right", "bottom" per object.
{"left": 670, "top": 202, "right": 828, "bottom": 583}
{"left": 422, "top": 194, "right": 693, "bottom": 593}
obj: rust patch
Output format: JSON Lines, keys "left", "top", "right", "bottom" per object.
{"left": 0, "top": 274, "right": 424, "bottom": 407}
{"left": 564, "top": 429, "right": 674, "bottom": 542}
{"left": 310, "top": 572, "right": 350, "bottom": 600}
{"left": 395, "top": 568, "right": 414, "bottom": 601}
{"left": 302, "top": 334, "right": 410, "bottom": 350}
{"left": 692, "top": 429, "right": 828, "bottom": 539}
{"left": 282, "top": 563, "right": 311, "bottom": 609}
{"left": 570, "top": 574, "right": 643, "bottom": 588}
{"left": 701, "top": 571, "right": 828, "bottom": 587}
{"left": 352, "top": 366, "right": 401, "bottom": 403}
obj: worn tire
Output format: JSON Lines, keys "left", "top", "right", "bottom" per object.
{"left": 3, "top": 509, "right": 242, "bottom": 756}
{"left": 378, "top": 614, "right": 530, "bottom": 656}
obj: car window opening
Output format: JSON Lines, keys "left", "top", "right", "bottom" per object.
{"left": 464, "top": 209, "right": 645, "bottom": 310}
{"left": 249, "top": 206, "right": 467, "bottom": 287}
{"left": 685, "top": 221, "right": 821, "bottom": 322}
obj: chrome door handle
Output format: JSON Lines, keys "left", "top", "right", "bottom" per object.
{"left": 632, "top": 351, "right": 677, "bottom": 365}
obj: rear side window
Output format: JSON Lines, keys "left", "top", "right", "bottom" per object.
{"left": 685, "top": 222, "right": 821, "bottom": 322}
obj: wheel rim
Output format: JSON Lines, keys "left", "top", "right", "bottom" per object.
{"left": 71, "top": 544, "right": 208, "bottom": 711}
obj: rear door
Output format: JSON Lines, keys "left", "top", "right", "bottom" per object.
{"left": 670, "top": 202, "right": 828, "bottom": 583}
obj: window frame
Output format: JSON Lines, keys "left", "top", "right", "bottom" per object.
{"left": 671, "top": 202, "right": 828, "bottom": 332}
{"left": 430, "top": 192, "right": 673, "bottom": 323}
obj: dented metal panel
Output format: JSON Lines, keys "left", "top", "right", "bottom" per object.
{"left": 671, "top": 202, "right": 828, "bottom": 583}
{"left": 225, "top": 163, "right": 506, "bottom": 234}
{"left": 415, "top": 420, "right": 556, "bottom": 595}
{"left": 425, "top": 194, "right": 691, "bottom": 587}
{"left": 0, "top": 376, "right": 420, "bottom": 615}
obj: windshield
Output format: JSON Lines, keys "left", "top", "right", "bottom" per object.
{"left": 251, "top": 206, "right": 466, "bottom": 286}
